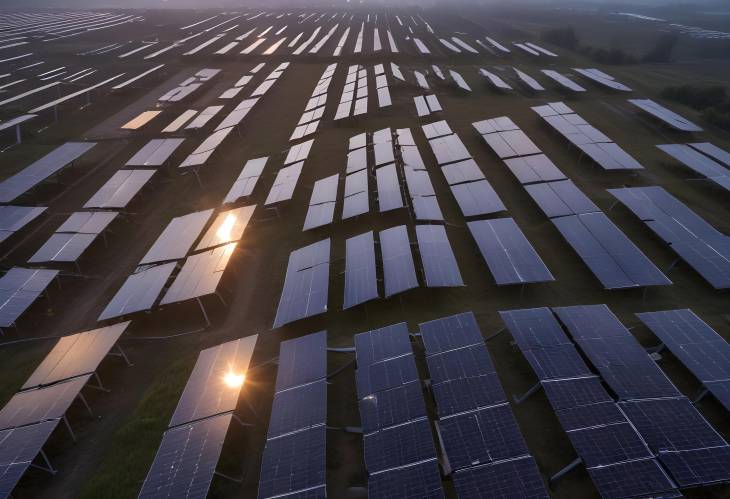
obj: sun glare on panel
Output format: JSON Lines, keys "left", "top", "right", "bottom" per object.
{"left": 216, "top": 213, "right": 237, "bottom": 242}
{"left": 223, "top": 370, "right": 245, "bottom": 388}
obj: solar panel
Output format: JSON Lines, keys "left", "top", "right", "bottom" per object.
{"left": 440, "top": 404, "right": 529, "bottom": 471}
{"left": 468, "top": 218, "right": 554, "bottom": 285}
{"left": 0, "top": 267, "right": 58, "bottom": 328}
{"left": 368, "top": 459, "right": 444, "bottom": 499}
{"left": 689, "top": 142, "right": 730, "bottom": 166}
{"left": 503, "top": 154, "right": 566, "bottom": 184}
{"left": 267, "top": 380, "right": 327, "bottom": 438}
{"left": 419, "top": 311, "right": 483, "bottom": 354}
{"left": 525, "top": 180, "right": 599, "bottom": 219}
{"left": 140, "top": 209, "right": 213, "bottom": 265}
{"left": 56, "top": 211, "right": 116, "bottom": 234}
{"left": 630, "top": 99, "right": 703, "bottom": 132}
{"left": 265, "top": 162, "right": 303, "bottom": 205}
{"left": 98, "top": 263, "right": 175, "bottom": 321}
{"left": 359, "top": 380, "right": 427, "bottom": 434}
{"left": 376, "top": 164, "right": 404, "bottom": 212}
{"left": 479, "top": 68, "right": 512, "bottom": 90}
{"left": 498, "top": 308, "right": 573, "bottom": 350}
{"left": 450, "top": 179, "right": 506, "bottom": 217}
{"left": 168, "top": 335, "right": 256, "bottom": 427}
{"left": 431, "top": 375, "right": 506, "bottom": 418}
{"left": 0, "top": 206, "right": 46, "bottom": 243}
{"left": 357, "top": 353, "right": 419, "bottom": 400}
{"left": 440, "top": 159, "right": 484, "bottom": 186}
{"left": 452, "top": 456, "right": 548, "bottom": 499}
{"left": 422, "top": 120, "right": 452, "bottom": 140}
{"left": 380, "top": 225, "right": 418, "bottom": 297}
{"left": 125, "top": 139, "right": 184, "bottom": 167}
{"left": 552, "top": 212, "right": 671, "bottom": 289}
{"left": 180, "top": 127, "right": 234, "bottom": 167}
{"left": 0, "top": 375, "right": 90, "bottom": 431}
{"left": 415, "top": 225, "right": 463, "bottom": 288}
{"left": 428, "top": 134, "right": 471, "bottom": 165}
{"left": 0, "top": 142, "right": 96, "bottom": 202}
{"left": 587, "top": 459, "right": 679, "bottom": 499}
{"left": 363, "top": 419, "right": 437, "bottom": 473}
{"left": 28, "top": 232, "right": 98, "bottom": 263}
{"left": 568, "top": 421, "right": 653, "bottom": 467}
{"left": 426, "top": 344, "right": 496, "bottom": 385}
{"left": 343, "top": 231, "right": 379, "bottom": 309}
{"left": 541, "top": 70, "right": 586, "bottom": 92}
{"left": 355, "top": 323, "right": 411, "bottom": 367}
{"left": 22, "top": 322, "right": 129, "bottom": 389}
{"left": 346, "top": 148, "right": 367, "bottom": 174}
{"left": 637, "top": 309, "right": 730, "bottom": 403}
{"left": 199, "top": 206, "right": 255, "bottom": 250}
{"left": 224, "top": 157, "right": 267, "bottom": 203}
{"left": 658, "top": 446, "right": 730, "bottom": 487}
{"left": 273, "top": 238, "right": 330, "bottom": 327}
{"left": 343, "top": 170, "right": 369, "bottom": 218}
{"left": 573, "top": 68, "right": 632, "bottom": 91}
{"left": 541, "top": 377, "right": 612, "bottom": 411}
{"left": 0, "top": 420, "right": 59, "bottom": 499}
{"left": 275, "top": 331, "right": 327, "bottom": 393}
{"left": 138, "top": 413, "right": 232, "bottom": 499}
{"left": 83, "top": 169, "right": 155, "bottom": 209}
{"left": 258, "top": 426, "right": 326, "bottom": 499}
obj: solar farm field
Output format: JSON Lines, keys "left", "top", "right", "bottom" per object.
{"left": 0, "top": 4, "right": 728, "bottom": 499}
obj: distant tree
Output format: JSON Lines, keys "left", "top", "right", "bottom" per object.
{"left": 541, "top": 27, "right": 579, "bottom": 50}
{"left": 642, "top": 33, "right": 679, "bottom": 63}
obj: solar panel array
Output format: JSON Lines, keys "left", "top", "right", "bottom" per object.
{"left": 0, "top": 322, "right": 129, "bottom": 498}
{"left": 273, "top": 238, "right": 330, "bottom": 327}
{"left": 291, "top": 63, "right": 336, "bottom": 141}
{"left": 335, "top": 64, "right": 369, "bottom": 119}
{"left": 0, "top": 142, "right": 96, "bottom": 203}
{"left": 140, "top": 336, "right": 257, "bottom": 499}
{"left": 630, "top": 99, "right": 703, "bottom": 132}
{"left": 555, "top": 304, "right": 730, "bottom": 488}
{"left": 374, "top": 63, "right": 392, "bottom": 108}
{"left": 573, "top": 68, "right": 632, "bottom": 92}
{"left": 532, "top": 101, "right": 643, "bottom": 170}
{"left": 258, "top": 332, "right": 327, "bottom": 499}
{"left": 499, "top": 307, "right": 680, "bottom": 499}
{"left": 29, "top": 211, "right": 117, "bottom": 263}
{"left": 414, "top": 94, "right": 442, "bottom": 117}
{"left": 396, "top": 128, "right": 444, "bottom": 221}
{"left": 265, "top": 139, "right": 313, "bottom": 205}
{"left": 425, "top": 120, "right": 506, "bottom": 217}
{"left": 609, "top": 186, "right": 730, "bottom": 289}
{"left": 657, "top": 143, "right": 730, "bottom": 192}
{"left": 636, "top": 308, "right": 730, "bottom": 411}
{"left": 354, "top": 323, "right": 444, "bottom": 499}
{"left": 100, "top": 205, "right": 253, "bottom": 321}
{"left": 540, "top": 70, "right": 586, "bottom": 92}
{"left": 419, "top": 312, "right": 549, "bottom": 498}
{"left": 342, "top": 134, "right": 369, "bottom": 219}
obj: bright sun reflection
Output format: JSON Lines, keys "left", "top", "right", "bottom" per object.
{"left": 223, "top": 370, "right": 245, "bottom": 388}
{"left": 216, "top": 214, "right": 237, "bottom": 242}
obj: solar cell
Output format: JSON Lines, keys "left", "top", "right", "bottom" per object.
{"left": 380, "top": 226, "right": 418, "bottom": 297}
{"left": 258, "top": 426, "right": 326, "bottom": 499}
{"left": 452, "top": 456, "right": 548, "bottom": 499}
{"left": 267, "top": 380, "right": 327, "bottom": 438}
{"left": 468, "top": 219, "right": 554, "bottom": 285}
{"left": 138, "top": 413, "right": 231, "bottom": 499}
{"left": 419, "top": 311, "right": 483, "bottom": 354}
{"left": 359, "top": 381, "right": 427, "bottom": 434}
{"left": 363, "top": 419, "right": 437, "bottom": 473}
{"left": 368, "top": 459, "right": 444, "bottom": 499}
{"left": 343, "top": 231, "right": 378, "bottom": 309}
{"left": 22, "top": 322, "right": 129, "bottom": 389}
{"left": 275, "top": 331, "right": 327, "bottom": 393}
{"left": 416, "top": 225, "right": 463, "bottom": 287}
